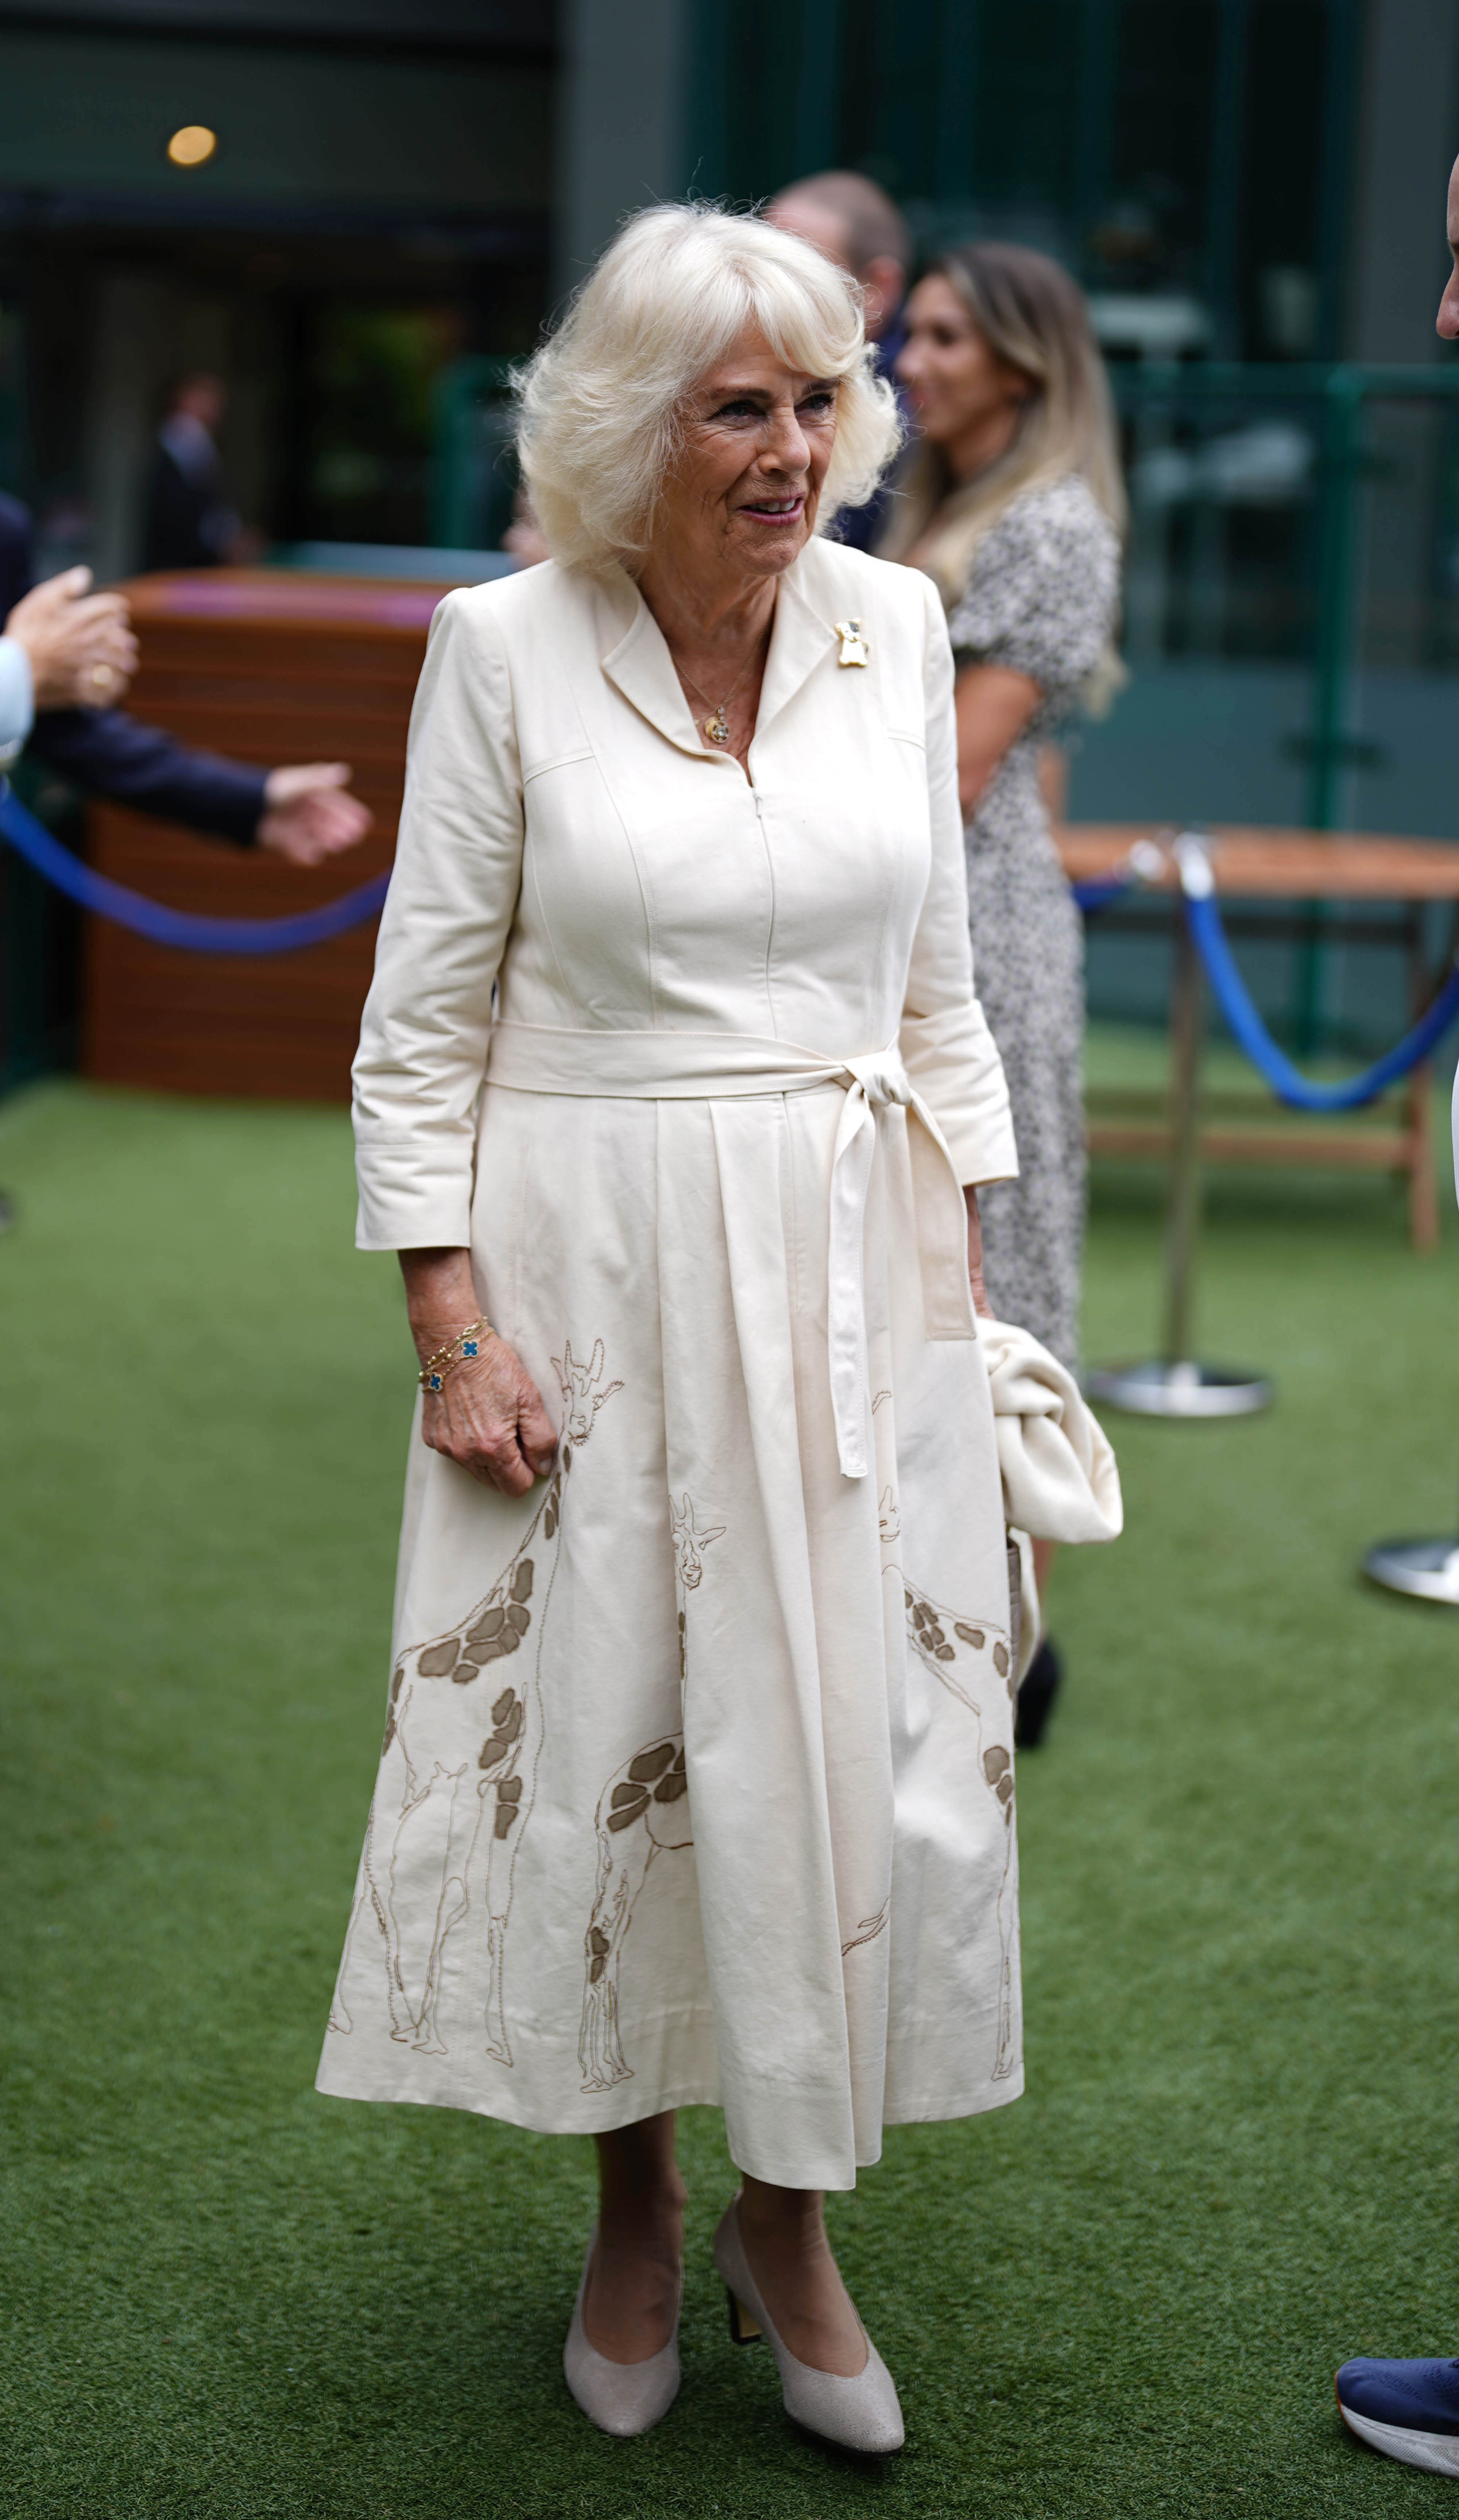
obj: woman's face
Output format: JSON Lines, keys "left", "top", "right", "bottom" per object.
{"left": 654, "top": 321, "right": 839, "bottom": 587}
{"left": 895, "top": 274, "right": 1029, "bottom": 456}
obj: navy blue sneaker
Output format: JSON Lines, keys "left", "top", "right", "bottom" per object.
{"left": 1336, "top": 2355, "right": 1459, "bottom": 2474}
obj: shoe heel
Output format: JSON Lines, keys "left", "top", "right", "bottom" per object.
{"left": 725, "top": 2286, "right": 762, "bottom": 2345}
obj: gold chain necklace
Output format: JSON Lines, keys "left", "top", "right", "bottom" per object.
{"left": 676, "top": 646, "right": 761, "bottom": 748}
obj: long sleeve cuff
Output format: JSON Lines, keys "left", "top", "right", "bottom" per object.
{"left": 353, "top": 1127, "right": 479, "bottom": 1251}
{"left": 901, "top": 1003, "right": 1019, "bottom": 1186}
{"left": 0, "top": 635, "right": 34, "bottom": 768}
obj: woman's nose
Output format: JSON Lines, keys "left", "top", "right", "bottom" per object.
{"left": 763, "top": 408, "right": 810, "bottom": 473}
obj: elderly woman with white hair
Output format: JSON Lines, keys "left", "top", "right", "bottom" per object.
{"left": 318, "top": 202, "right": 1041, "bottom": 2455}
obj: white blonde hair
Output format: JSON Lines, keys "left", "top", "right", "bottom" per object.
{"left": 516, "top": 202, "right": 903, "bottom": 576}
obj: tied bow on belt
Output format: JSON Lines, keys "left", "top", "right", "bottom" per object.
{"left": 485, "top": 1023, "right": 978, "bottom": 1480}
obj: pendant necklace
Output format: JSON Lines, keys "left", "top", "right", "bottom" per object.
{"left": 677, "top": 646, "right": 761, "bottom": 748}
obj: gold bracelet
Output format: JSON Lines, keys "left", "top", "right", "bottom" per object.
{"left": 418, "top": 1317, "right": 493, "bottom": 1394}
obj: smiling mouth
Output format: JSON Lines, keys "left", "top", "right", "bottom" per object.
{"left": 738, "top": 493, "right": 806, "bottom": 522}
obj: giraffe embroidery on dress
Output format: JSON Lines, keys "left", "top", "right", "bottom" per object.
{"left": 670, "top": 1493, "right": 724, "bottom": 1589}
{"left": 327, "top": 1792, "right": 378, "bottom": 2034}
{"left": 578, "top": 1733, "right": 692, "bottom": 2092}
{"left": 331, "top": 1497, "right": 551, "bottom": 2061}
{"left": 841, "top": 1897, "right": 890, "bottom": 1957}
{"left": 555, "top": 1337, "right": 623, "bottom": 1441}
{"left": 325, "top": 1339, "right": 623, "bottom": 2065}
{"left": 895, "top": 1572, "right": 1020, "bottom": 2082}
{"left": 576, "top": 1490, "right": 721, "bottom": 2090}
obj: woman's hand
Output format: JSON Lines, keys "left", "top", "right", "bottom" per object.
{"left": 400, "top": 1247, "right": 557, "bottom": 1497}
{"left": 965, "top": 1187, "right": 995, "bottom": 1322}
{"left": 423, "top": 1338, "right": 559, "bottom": 1495}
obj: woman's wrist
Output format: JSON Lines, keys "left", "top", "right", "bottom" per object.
{"left": 399, "top": 1246, "right": 486, "bottom": 1367}
{"left": 417, "top": 1318, "right": 495, "bottom": 1394}
{"left": 409, "top": 1311, "right": 492, "bottom": 1364}
{"left": 964, "top": 1185, "right": 994, "bottom": 1320}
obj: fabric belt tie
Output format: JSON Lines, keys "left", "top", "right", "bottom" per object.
{"left": 485, "top": 1022, "right": 976, "bottom": 1480}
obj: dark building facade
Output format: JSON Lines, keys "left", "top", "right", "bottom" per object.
{"left": 0, "top": 0, "right": 553, "bottom": 569}
{"left": 1, "top": 0, "right": 1454, "bottom": 568}
{"left": 1, "top": 0, "right": 1457, "bottom": 886}
{"left": 567, "top": 0, "right": 1456, "bottom": 369}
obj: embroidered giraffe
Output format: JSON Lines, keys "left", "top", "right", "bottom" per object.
{"left": 335, "top": 1492, "right": 551, "bottom": 2059}
{"left": 576, "top": 1490, "right": 723, "bottom": 2090}
{"left": 841, "top": 1897, "right": 889, "bottom": 1957}
{"left": 578, "top": 1732, "right": 692, "bottom": 2092}
{"left": 896, "top": 1571, "right": 1020, "bottom": 2082}
{"left": 669, "top": 1493, "right": 724, "bottom": 1589}
{"left": 327, "top": 1338, "right": 623, "bottom": 2065}
{"left": 556, "top": 1337, "right": 622, "bottom": 1443}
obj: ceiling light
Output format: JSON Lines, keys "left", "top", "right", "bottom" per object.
{"left": 167, "top": 126, "right": 217, "bottom": 168}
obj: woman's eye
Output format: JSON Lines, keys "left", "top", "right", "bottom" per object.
{"left": 800, "top": 391, "right": 836, "bottom": 416}
{"left": 713, "top": 399, "right": 762, "bottom": 420}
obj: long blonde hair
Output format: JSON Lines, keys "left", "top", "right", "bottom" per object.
{"left": 878, "top": 241, "right": 1126, "bottom": 605}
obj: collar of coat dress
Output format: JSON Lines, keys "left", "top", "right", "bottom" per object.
{"left": 594, "top": 555, "right": 840, "bottom": 759}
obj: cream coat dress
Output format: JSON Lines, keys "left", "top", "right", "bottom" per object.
{"left": 318, "top": 537, "right": 1026, "bottom": 2190}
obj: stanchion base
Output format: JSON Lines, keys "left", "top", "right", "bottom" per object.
{"left": 1362, "top": 1538, "right": 1459, "bottom": 1604}
{"left": 1083, "top": 1358, "right": 1274, "bottom": 1418}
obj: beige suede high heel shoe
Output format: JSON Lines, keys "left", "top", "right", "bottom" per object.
{"left": 562, "top": 2226, "right": 682, "bottom": 2438}
{"left": 712, "top": 2195, "right": 904, "bottom": 2455}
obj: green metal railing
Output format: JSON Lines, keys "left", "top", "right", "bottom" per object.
{"left": 1110, "top": 361, "right": 1459, "bottom": 1053}
{"left": 1113, "top": 361, "right": 1459, "bottom": 830}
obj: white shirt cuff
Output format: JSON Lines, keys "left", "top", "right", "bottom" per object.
{"left": 0, "top": 635, "right": 34, "bottom": 769}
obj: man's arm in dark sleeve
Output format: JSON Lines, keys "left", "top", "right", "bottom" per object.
{"left": 25, "top": 704, "right": 267, "bottom": 845}
{"left": 1, "top": 490, "right": 265, "bottom": 843}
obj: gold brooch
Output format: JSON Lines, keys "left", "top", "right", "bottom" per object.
{"left": 834, "top": 618, "right": 870, "bottom": 667}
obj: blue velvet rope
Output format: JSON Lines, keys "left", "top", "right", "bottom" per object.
{"left": 1072, "top": 837, "right": 1459, "bottom": 1106}
{"left": 1183, "top": 884, "right": 1459, "bottom": 1111}
{"left": 0, "top": 779, "right": 390, "bottom": 955}
{"left": 9, "top": 777, "right": 1454, "bottom": 1098}
{"left": 1072, "top": 874, "right": 1133, "bottom": 913}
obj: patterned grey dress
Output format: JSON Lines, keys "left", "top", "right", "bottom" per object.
{"left": 946, "top": 476, "right": 1120, "bottom": 1370}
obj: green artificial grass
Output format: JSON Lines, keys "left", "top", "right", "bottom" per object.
{"left": 3, "top": 1071, "right": 1459, "bottom": 2518}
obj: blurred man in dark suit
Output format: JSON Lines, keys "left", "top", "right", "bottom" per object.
{"left": 143, "top": 372, "right": 258, "bottom": 573}
{"left": 0, "top": 495, "right": 368, "bottom": 864}
{"left": 767, "top": 171, "right": 912, "bottom": 553}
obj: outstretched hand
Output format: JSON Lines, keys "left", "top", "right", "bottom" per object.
{"left": 257, "top": 761, "right": 372, "bottom": 865}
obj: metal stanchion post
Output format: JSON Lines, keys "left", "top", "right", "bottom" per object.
{"left": 1086, "top": 835, "right": 1274, "bottom": 1418}
{"left": 1363, "top": 1526, "right": 1459, "bottom": 1604}
{"left": 1160, "top": 903, "right": 1205, "bottom": 1365}
{"left": 1361, "top": 910, "right": 1459, "bottom": 1602}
